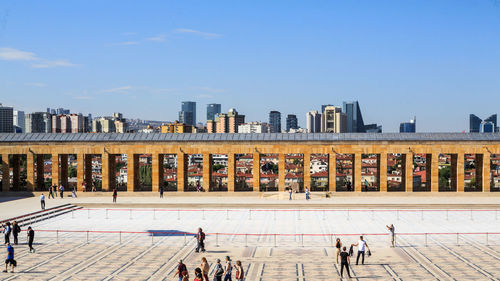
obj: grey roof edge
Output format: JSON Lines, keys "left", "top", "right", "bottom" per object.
{"left": 0, "top": 133, "right": 500, "bottom": 142}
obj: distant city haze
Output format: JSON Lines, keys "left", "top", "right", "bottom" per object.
{"left": 1, "top": 0, "right": 500, "bottom": 132}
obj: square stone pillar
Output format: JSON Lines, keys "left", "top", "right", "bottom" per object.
{"left": 482, "top": 154, "right": 490, "bottom": 192}
{"left": 177, "top": 153, "right": 187, "bottom": 192}
{"left": 425, "top": 154, "right": 432, "bottom": 190}
{"left": 12, "top": 155, "right": 20, "bottom": 190}
{"left": 379, "top": 153, "right": 387, "bottom": 192}
{"left": 328, "top": 153, "right": 336, "bottom": 192}
{"left": 26, "top": 153, "right": 34, "bottom": 191}
{"left": 36, "top": 155, "right": 45, "bottom": 190}
{"left": 278, "top": 154, "right": 285, "bottom": 192}
{"left": 303, "top": 153, "right": 311, "bottom": 190}
{"left": 475, "top": 154, "right": 483, "bottom": 191}
{"left": 84, "top": 155, "right": 92, "bottom": 190}
{"left": 405, "top": 154, "right": 413, "bottom": 192}
{"left": 60, "top": 154, "right": 69, "bottom": 189}
{"left": 354, "top": 153, "right": 362, "bottom": 192}
{"left": 77, "top": 154, "right": 85, "bottom": 192}
{"left": 451, "top": 154, "right": 458, "bottom": 191}
{"left": 227, "top": 153, "right": 235, "bottom": 192}
{"left": 51, "top": 154, "right": 59, "bottom": 187}
{"left": 431, "top": 153, "right": 439, "bottom": 192}
{"left": 102, "top": 153, "right": 109, "bottom": 191}
{"left": 127, "top": 153, "right": 138, "bottom": 192}
{"left": 152, "top": 154, "right": 163, "bottom": 192}
{"left": 456, "top": 153, "right": 464, "bottom": 192}
{"left": 252, "top": 153, "right": 260, "bottom": 191}
{"left": 203, "top": 153, "right": 212, "bottom": 191}
{"left": 1, "top": 154, "right": 9, "bottom": 192}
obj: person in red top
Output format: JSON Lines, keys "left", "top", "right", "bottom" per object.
{"left": 235, "top": 260, "right": 244, "bottom": 281}
{"left": 174, "top": 260, "right": 188, "bottom": 281}
{"left": 193, "top": 267, "right": 203, "bottom": 281}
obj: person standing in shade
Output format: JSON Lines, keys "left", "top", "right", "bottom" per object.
{"left": 195, "top": 227, "right": 206, "bottom": 253}
{"left": 48, "top": 185, "right": 55, "bottom": 199}
{"left": 40, "top": 193, "right": 46, "bottom": 210}
{"left": 335, "top": 238, "right": 342, "bottom": 264}
{"left": 346, "top": 181, "right": 352, "bottom": 192}
{"left": 27, "top": 227, "right": 35, "bottom": 253}
{"left": 352, "top": 236, "right": 370, "bottom": 265}
{"left": 72, "top": 187, "right": 77, "bottom": 198}
{"left": 200, "top": 257, "right": 209, "bottom": 281}
{"left": 213, "top": 259, "right": 224, "bottom": 281}
{"left": 11, "top": 222, "right": 20, "bottom": 245}
{"left": 235, "top": 260, "right": 244, "bottom": 281}
{"left": 386, "top": 224, "right": 395, "bottom": 247}
{"left": 3, "top": 243, "right": 16, "bottom": 273}
{"left": 224, "top": 256, "right": 232, "bottom": 281}
{"left": 174, "top": 259, "right": 188, "bottom": 281}
{"left": 159, "top": 185, "right": 164, "bottom": 198}
{"left": 112, "top": 188, "right": 117, "bottom": 203}
{"left": 53, "top": 185, "right": 58, "bottom": 198}
{"left": 305, "top": 188, "right": 310, "bottom": 200}
{"left": 59, "top": 184, "right": 64, "bottom": 198}
{"left": 339, "top": 246, "right": 352, "bottom": 278}
{"left": 288, "top": 188, "right": 292, "bottom": 200}
{"left": 3, "top": 223, "right": 11, "bottom": 244}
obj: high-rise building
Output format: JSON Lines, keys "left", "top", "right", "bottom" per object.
{"left": 321, "top": 106, "right": 346, "bottom": 133}
{"left": 0, "top": 104, "right": 13, "bottom": 133}
{"left": 238, "top": 122, "right": 269, "bottom": 133}
{"left": 286, "top": 114, "right": 298, "bottom": 132}
{"left": 321, "top": 104, "right": 333, "bottom": 114}
{"left": 52, "top": 114, "right": 87, "bottom": 133}
{"left": 208, "top": 108, "right": 245, "bottom": 133}
{"left": 365, "top": 124, "right": 382, "bottom": 133}
{"left": 342, "top": 101, "right": 366, "bottom": 133}
{"left": 469, "top": 114, "right": 481, "bottom": 133}
{"left": 25, "top": 112, "right": 52, "bottom": 133}
{"left": 269, "top": 111, "right": 281, "bottom": 133}
{"left": 469, "top": 114, "right": 498, "bottom": 133}
{"left": 306, "top": 110, "right": 322, "bottom": 133}
{"left": 206, "top": 103, "right": 221, "bottom": 122}
{"left": 179, "top": 101, "right": 196, "bottom": 126}
{"left": 481, "top": 121, "right": 495, "bottom": 133}
{"left": 13, "top": 110, "right": 25, "bottom": 133}
{"left": 47, "top": 107, "right": 70, "bottom": 115}
{"left": 92, "top": 113, "right": 127, "bottom": 133}
{"left": 399, "top": 117, "right": 416, "bottom": 133}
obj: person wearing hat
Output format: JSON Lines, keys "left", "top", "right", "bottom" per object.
{"left": 174, "top": 259, "right": 188, "bottom": 281}
{"left": 224, "top": 256, "right": 232, "bottom": 281}
{"left": 213, "top": 258, "right": 224, "bottom": 281}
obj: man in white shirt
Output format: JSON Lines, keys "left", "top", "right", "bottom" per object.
{"left": 352, "top": 236, "right": 370, "bottom": 265}
{"left": 40, "top": 193, "right": 45, "bottom": 210}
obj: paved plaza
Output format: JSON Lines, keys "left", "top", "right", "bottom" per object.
{"left": 0, "top": 196, "right": 500, "bottom": 280}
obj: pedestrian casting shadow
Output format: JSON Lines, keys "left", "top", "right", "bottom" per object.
{"left": 146, "top": 230, "right": 194, "bottom": 237}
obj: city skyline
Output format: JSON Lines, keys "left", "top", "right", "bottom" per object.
{"left": 1, "top": 1, "right": 500, "bottom": 132}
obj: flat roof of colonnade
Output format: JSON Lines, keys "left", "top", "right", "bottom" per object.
{"left": 1, "top": 132, "right": 500, "bottom": 143}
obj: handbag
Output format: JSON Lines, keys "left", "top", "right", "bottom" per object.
{"left": 367, "top": 250, "right": 372, "bottom": 256}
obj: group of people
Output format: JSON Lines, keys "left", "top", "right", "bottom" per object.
{"left": 287, "top": 188, "right": 311, "bottom": 200}
{"left": 334, "top": 236, "right": 371, "bottom": 278}
{"left": 175, "top": 256, "right": 244, "bottom": 281}
{"left": 2, "top": 223, "right": 36, "bottom": 273}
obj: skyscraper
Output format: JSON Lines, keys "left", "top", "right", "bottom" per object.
{"left": 0, "top": 104, "right": 13, "bottom": 133}
{"left": 286, "top": 114, "right": 298, "bottom": 132}
{"left": 179, "top": 101, "right": 196, "bottom": 126}
{"left": 25, "top": 112, "right": 52, "bottom": 133}
{"left": 469, "top": 114, "right": 499, "bottom": 133}
{"left": 469, "top": 114, "right": 482, "bottom": 133}
{"left": 13, "top": 110, "right": 25, "bottom": 133}
{"left": 321, "top": 106, "right": 346, "bottom": 133}
{"left": 399, "top": 117, "right": 416, "bottom": 133}
{"left": 342, "top": 101, "right": 366, "bottom": 133}
{"left": 321, "top": 104, "right": 333, "bottom": 114}
{"left": 306, "top": 111, "right": 322, "bottom": 133}
{"left": 269, "top": 111, "right": 281, "bottom": 133}
{"left": 206, "top": 103, "right": 221, "bottom": 122}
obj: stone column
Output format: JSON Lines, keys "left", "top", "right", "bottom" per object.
{"left": 451, "top": 154, "right": 459, "bottom": 191}
{"left": 482, "top": 154, "right": 490, "bottom": 192}
{"left": 379, "top": 153, "right": 387, "bottom": 192}
{"left": 476, "top": 154, "right": 483, "bottom": 191}
{"left": 85, "top": 155, "right": 92, "bottom": 190}
{"left": 278, "top": 154, "right": 285, "bottom": 192}
{"left": 77, "top": 154, "right": 85, "bottom": 192}
{"left": 60, "top": 154, "right": 69, "bottom": 189}
{"left": 328, "top": 153, "right": 336, "bottom": 192}
{"left": 203, "top": 153, "right": 212, "bottom": 191}
{"left": 102, "top": 153, "right": 109, "bottom": 191}
{"left": 152, "top": 154, "right": 163, "bottom": 192}
{"left": 36, "top": 155, "right": 45, "bottom": 190}
{"left": 109, "top": 154, "right": 117, "bottom": 191}
{"left": 252, "top": 153, "right": 260, "bottom": 191}
{"left": 12, "top": 155, "right": 20, "bottom": 190}
{"left": 1, "top": 154, "right": 9, "bottom": 192}
{"left": 51, "top": 154, "right": 59, "bottom": 187}
{"left": 425, "top": 154, "right": 432, "bottom": 190}
{"left": 354, "top": 153, "right": 362, "bottom": 192}
{"left": 26, "top": 153, "right": 34, "bottom": 191}
{"left": 431, "top": 153, "right": 439, "bottom": 192}
{"left": 227, "top": 153, "right": 235, "bottom": 192}
{"left": 127, "top": 153, "right": 138, "bottom": 192}
{"left": 177, "top": 153, "right": 187, "bottom": 192}
{"left": 456, "top": 153, "right": 464, "bottom": 192}
{"left": 405, "top": 154, "right": 413, "bottom": 192}
{"left": 303, "top": 153, "right": 311, "bottom": 190}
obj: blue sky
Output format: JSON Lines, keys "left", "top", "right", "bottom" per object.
{"left": 1, "top": 0, "right": 500, "bottom": 132}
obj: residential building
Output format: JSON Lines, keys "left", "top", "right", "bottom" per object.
{"left": 342, "top": 101, "right": 366, "bottom": 132}
{"left": 206, "top": 103, "right": 221, "bottom": 122}
{"left": 269, "top": 111, "right": 281, "bottom": 133}
{"left": 26, "top": 112, "right": 52, "bottom": 133}
{"left": 92, "top": 113, "right": 127, "bottom": 133}
{"left": 306, "top": 110, "right": 322, "bottom": 133}
{"left": 286, "top": 114, "right": 298, "bottom": 132}
{"left": 160, "top": 121, "right": 193, "bottom": 133}
{"left": 321, "top": 104, "right": 333, "bottom": 114}
{"left": 13, "top": 110, "right": 25, "bottom": 133}
{"left": 47, "top": 108, "right": 70, "bottom": 115}
{"left": 238, "top": 122, "right": 269, "bottom": 133}
{"left": 321, "top": 106, "right": 346, "bottom": 133}
{"left": 179, "top": 101, "right": 196, "bottom": 126}
{"left": 399, "top": 117, "right": 416, "bottom": 133}
{"left": 0, "top": 104, "right": 13, "bottom": 133}
{"left": 209, "top": 108, "right": 245, "bottom": 133}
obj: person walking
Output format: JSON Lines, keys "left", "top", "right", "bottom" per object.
{"left": 196, "top": 181, "right": 201, "bottom": 192}
{"left": 59, "top": 184, "right": 64, "bottom": 198}
{"left": 213, "top": 258, "right": 224, "bottom": 281}
{"left": 72, "top": 187, "right": 77, "bottom": 198}
{"left": 305, "top": 187, "right": 310, "bottom": 200}
{"left": 3, "top": 222, "right": 11, "bottom": 244}
{"left": 200, "top": 257, "right": 209, "bottom": 281}
{"left": 159, "top": 185, "right": 164, "bottom": 198}
{"left": 335, "top": 238, "right": 342, "bottom": 264}
{"left": 53, "top": 185, "right": 58, "bottom": 198}
{"left": 352, "top": 236, "right": 370, "bottom": 265}
{"left": 339, "top": 246, "right": 352, "bottom": 278}
{"left": 195, "top": 227, "right": 206, "bottom": 253}
{"left": 27, "top": 227, "right": 35, "bottom": 253}
{"left": 11, "top": 222, "right": 20, "bottom": 245}
{"left": 112, "top": 188, "right": 117, "bottom": 203}
{"left": 193, "top": 267, "right": 203, "bottom": 281}
{"left": 174, "top": 259, "right": 188, "bottom": 281}
{"left": 40, "top": 193, "right": 46, "bottom": 210}
{"left": 48, "top": 185, "right": 55, "bottom": 199}
{"left": 235, "top": 260, "right": 244, "bottom": 281}
{"left": 288, "top": 188, "right": 292, "bottom": 200}
{"left": 386, "top": 224, "right": 395, "bottom": 247}
{"left": 224, "top": 256, "right": 232, "bottom": 281}
{"left": 3, "top": 243, "right": 16, "bottom": 273}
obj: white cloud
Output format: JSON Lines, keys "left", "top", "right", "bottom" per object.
{"left": 0, "top": 47, "right": 76, "bottom": 68}
{"left": 174, "top": 28, "right": 222, "bottom": 39}
{"left": 100, "top": 86, "right": 132, "bottom": 94}
{"left": 146, "top": 34, "right": 167, "bottom": 42}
